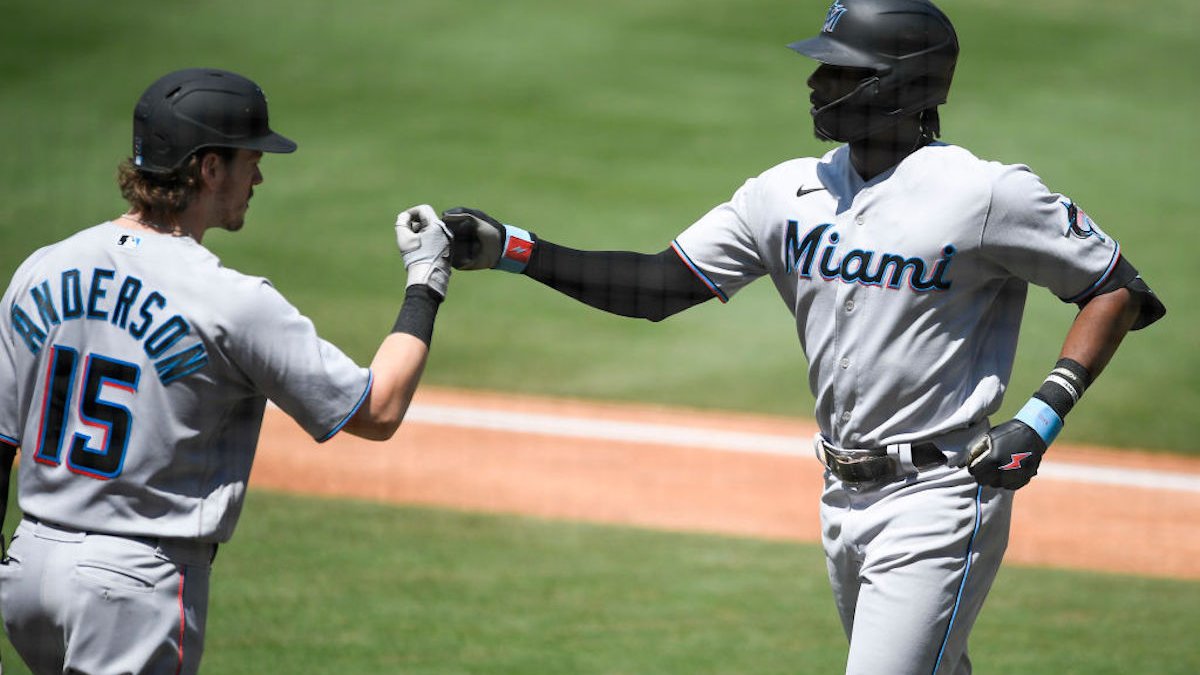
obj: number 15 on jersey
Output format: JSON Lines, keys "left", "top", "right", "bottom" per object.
{"left": 34, "top": 345, "right": 140, "bottom": 480}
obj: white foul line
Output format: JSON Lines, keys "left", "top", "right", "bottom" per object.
{"left": 407, "top": 404, "right": 806, "bottom": 456}
{"left": 405, "top": 403, "right": 1200, "bottom": 495}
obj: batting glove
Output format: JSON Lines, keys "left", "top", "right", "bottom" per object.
{"left": 440, "top": 207, "right": 534, "bottom": 273}
{"left": 967, "top": 399, "right": 1062, "bottom": 490}
{"left": 395, "top": 204, "right": 453, "bottom": 300}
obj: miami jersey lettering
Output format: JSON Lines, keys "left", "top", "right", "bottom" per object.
{"left": 672, "top": 142, "right": 1122, "bottom": 448}
{"left": 784, "top": 221, "right": 956, "bottom": 291}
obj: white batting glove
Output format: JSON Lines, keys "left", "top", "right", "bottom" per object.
{"left": 394, "top": 204, "right": 453, "bottom": 299}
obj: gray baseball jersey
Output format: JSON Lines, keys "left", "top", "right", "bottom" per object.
{"left": 673, "top": 141, "right": 1121, "bottom": 674}
{"left": 0, "top": 222, "right": 371, "bottom": 543}
{"left": 672, "top": 142, "right": 1120, "bottom": 448}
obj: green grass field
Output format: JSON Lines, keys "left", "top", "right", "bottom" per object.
{"left": 2, "top": 492, "right": 1199, "bottom": 675}
{"left": 1, "top": 0, "right": 1196, "bottom": 452}
{"left": 2, "top": 0, "right": 1199, "bottom": 672}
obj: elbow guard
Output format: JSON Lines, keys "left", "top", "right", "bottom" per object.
{"left": 1124, "top": 276, "right": 1166, "bottom": 330}
{"left": 1075, "top": 257, "right": 1165, "bottom": 330}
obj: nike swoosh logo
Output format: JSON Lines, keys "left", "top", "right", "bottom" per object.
{"left": 797, "top": 186, "right": 826, "bottom": 197}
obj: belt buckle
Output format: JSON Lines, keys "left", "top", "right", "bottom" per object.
{"left": 820, "top": 442, "right": 894, "bottom": 485}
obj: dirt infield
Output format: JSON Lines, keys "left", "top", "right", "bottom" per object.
{"left": 251, "top": 387, "right": 1200, "bottom": 580}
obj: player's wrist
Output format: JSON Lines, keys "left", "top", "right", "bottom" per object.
{"left": 392, "top": 285, "right": 442, "bottom": 346}
{"left": 1032, "top": 357, "right": 1091, "bottom": 418}
{"left": 405, "top": 261, "right": 450, "bottom": 299}
{"left": 1012, "top": 398, "right": 1062, "bottom": 447}
{"left": 494, "top": 224, "right": 535, "bottom": 274}
{"left": 1020, "top": 358, "right": 1091, "bottom": 446}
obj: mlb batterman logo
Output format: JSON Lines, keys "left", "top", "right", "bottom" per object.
{"left": 823, "top": 1, "right": 849, "bottom": 33}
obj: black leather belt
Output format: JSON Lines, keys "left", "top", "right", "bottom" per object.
{"left": 817, "top": 441, "right": 946, "bottom": 484}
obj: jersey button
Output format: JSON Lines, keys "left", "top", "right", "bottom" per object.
{"left": 855, "top": 214, "right": 865, "bottom": 226}
{"left": 841, "top": 411, "right": 852, "bottom": 422}
{"left": 839, "top": 358, "right": 850, "bottom": 369}
{"left": 844, "top": 300, "right": 855, "bottom": 312}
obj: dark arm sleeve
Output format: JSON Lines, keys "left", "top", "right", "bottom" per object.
{"left": 523, "top": 239, "right": 717, "bottom": 322}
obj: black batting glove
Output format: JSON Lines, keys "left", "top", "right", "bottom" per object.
{"left": 967, "top": 419, "right": 1048, "bottom": 490}
{"left": 441, "top": 207, "right": 504, "bottom": 270}
{"left": 441, "top": 207, "right": 535, "bottom": 273}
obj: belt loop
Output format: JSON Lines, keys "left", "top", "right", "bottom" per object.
{"left": 813, "top": 433, "right": 829, "bottom": 469}
{"left": 891, "top": 442, "right": 917, "bottom": 475}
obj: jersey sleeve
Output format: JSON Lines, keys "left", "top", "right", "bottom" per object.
{"left": 224, "top": 278, "right": 371, "bottom": 442}
{"left": 0, "top": 283, "right": 23, "bottom": 448}
{"left": 981, "top": 165, "right": 1122, "bottom": 303}
{"left": 671, "top": 177, "right": 770, "bottom": 302}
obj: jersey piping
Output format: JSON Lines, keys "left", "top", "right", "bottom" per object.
{"left": 671, "top": 241, "right": 728, "bottom": 303}
{"left": 1064, "top": 244, "right": 1122, "bottom": 304}
{"left": 316, "top": 370, "right": 373, "bottom": 443}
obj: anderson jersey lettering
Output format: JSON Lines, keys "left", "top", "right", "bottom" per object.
{"left": 0, "top": 223, "right": 371, "bottom": 542}
{"left": 672, "top": 143, "right": 1121, "bottom": 448}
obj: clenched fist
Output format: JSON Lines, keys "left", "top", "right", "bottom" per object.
{"left": 967, "top": 419, "right": 1047, "bottom": 490}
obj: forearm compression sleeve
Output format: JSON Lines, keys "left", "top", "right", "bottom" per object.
{"left": 523, "top": 240, "right": 715, "bottom": 321}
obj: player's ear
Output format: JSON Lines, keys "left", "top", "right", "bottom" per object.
{"left": 197, "top": 151, "right": 227, "bottom": 189}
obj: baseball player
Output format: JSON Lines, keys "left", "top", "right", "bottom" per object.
{"left": 0, "top": 68, "right": 453, "bottom": 674}
{"left": 434, "top": 1, "right": 1166, "bottom": 673}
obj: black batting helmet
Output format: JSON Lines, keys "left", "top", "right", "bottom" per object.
{"left": 132, "top": 68, "right": 296, "bottom": 173}
{"left": 789, "top": 0, "right": 958, "bottom": 142}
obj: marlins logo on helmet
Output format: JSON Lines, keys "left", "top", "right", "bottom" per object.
{"left": 823, "top": 1, "right": 849, "bottom": 32}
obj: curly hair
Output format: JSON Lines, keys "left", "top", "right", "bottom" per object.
{"left": 117, "top": 147, "right": 235, "bottom": 224}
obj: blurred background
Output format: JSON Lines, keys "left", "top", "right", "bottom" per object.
{"left": 2, "top": 0, "right": 1195, "bottom": 452}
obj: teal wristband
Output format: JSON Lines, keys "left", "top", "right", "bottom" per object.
{"left": 1014, "top": 397, "right": 1064, "bottom": 446}
{"left": 495, "top": 225, "right": 534, "bottom": 273}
